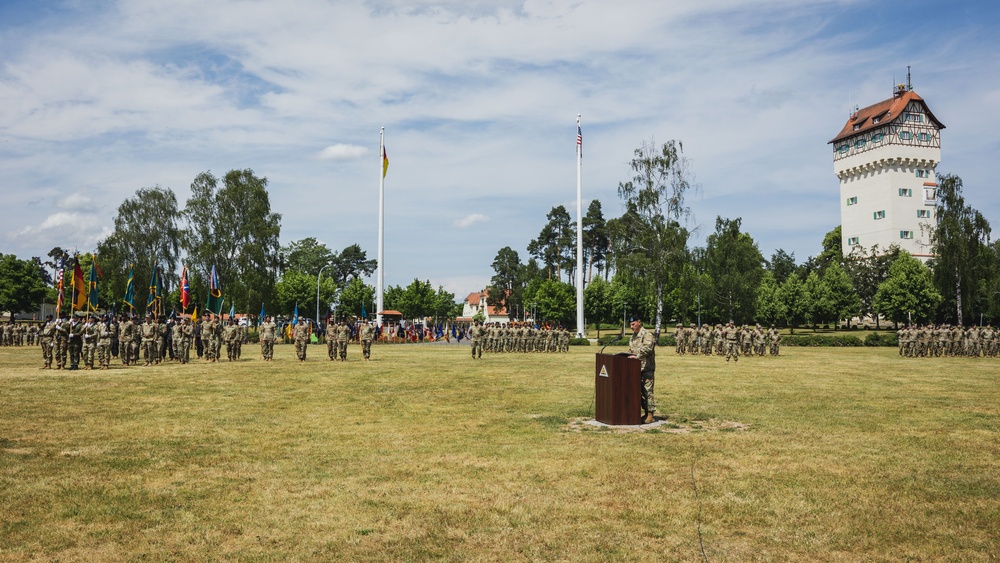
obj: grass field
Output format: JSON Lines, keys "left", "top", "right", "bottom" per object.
{"left": 1, "top": 342, "right": 997, "bottom": 561}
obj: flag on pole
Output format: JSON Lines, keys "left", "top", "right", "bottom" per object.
{"left": 258, "top": 303, "right": 265, "bottom": 325}
{"left": 56, "top": 268, "right": 65, "bottom": 315}
{"left": 577, "top": 123, "right": 583, "bottom": 158}
{"left": 72, "top": 259, "right": 87, "bottom": 312}
{"left": 229, "top": 302, "right": 235, "bottom": 320}
{"left": 147, "top": 266, "right": 163, "bottom": 316}
{"left": 123, "top": 265, "right": 135, "bottom": 311}
{"left": 180, "top": 266, "right": 190, "bottom": 311}
{"left": 87, "top": 259, "right": 99, "bottom": 311}
{"left": 382, "top": 145, "right": 389, "bottom": 178}
{"left": 191, "top": 306, "right": 198, "bottom": 324}
{"left": 206, "top": 265, "right": 222, "bottom": 315}
{"left": 292, "top": 303, "right": 299, "bottom": 324}
{"left": 361, "top": 304, "right": 367, "bottom": 319}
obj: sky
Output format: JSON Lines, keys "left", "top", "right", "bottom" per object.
{"left": 2, "top": 0, "right": 999, "bottom": 301}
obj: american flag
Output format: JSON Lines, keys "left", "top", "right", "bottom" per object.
{"left": 577, "top": 124, "right": 582, "bottom": 158}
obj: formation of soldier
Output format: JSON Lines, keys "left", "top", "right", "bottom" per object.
{"left": 672, "top": 322, "right": 782, "bottom": 361}
{"left": 469, "top": 321, "right": 570, "bottom": 357}
{"left": 896, "top": 324, "right": 998, "bottom": 358}
{"left": 0, "top": 321, "right": 37, "bottom": 346}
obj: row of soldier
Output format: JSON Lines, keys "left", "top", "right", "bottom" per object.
{"left": 468, "top": 321, "right": 571, "bottom": 358}
{"left": 285, "top": 317, "right": 377, "bottom": 362}
{"left": 37, "top": 312, "right": 251, "bottom": 370}
{"left": 673, "top": 322, "right": 782, "bottom": 360}
{"left": 0, "top": 321, "right": 37, "bottom": 346}
{"left": 897, "top": 324, "right": 999, "bottom": 357}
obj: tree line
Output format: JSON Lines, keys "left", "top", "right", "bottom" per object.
{"left": 486, "top": 140, "right": 999, "bottom": 335}
{"left": 2, "top": 168, "right": 459, "bottom": 322}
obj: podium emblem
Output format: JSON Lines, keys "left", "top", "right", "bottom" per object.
{"left": 599, "top": 364, "right": 609, "bottom": 378}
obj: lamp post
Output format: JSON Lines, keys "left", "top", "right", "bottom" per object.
{"left": 316, "top": 263, "right": 329, "bottom": 326}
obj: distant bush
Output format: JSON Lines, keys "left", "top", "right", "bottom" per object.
{"left": 569, "top": 337, "right": 590, "bottom": 346}
{"left": 863, "top": 332, "right": 898, "bottom": 347}
{"left": 783, "top": 334, "right": 863, "bottom": 347}
{"left": 245, "top": 329, "right": 259, "bottom": 343}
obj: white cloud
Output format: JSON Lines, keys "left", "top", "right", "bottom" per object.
{"left": 454, "top": 213, "right": 489, "bottom": 228}
{"left": 317, "top": 144, "right": 369, "bottom": 160}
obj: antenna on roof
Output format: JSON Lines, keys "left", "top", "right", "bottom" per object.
{"left": 907, "top": 65, "right": 912, "bottom": 91}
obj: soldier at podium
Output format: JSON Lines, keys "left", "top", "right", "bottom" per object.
{"left": 627, "top": 314, "right": 657, "bottom": 424}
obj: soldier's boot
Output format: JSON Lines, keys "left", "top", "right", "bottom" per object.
{"left": 643, "top": 412, "right": 655, "bottom": 424}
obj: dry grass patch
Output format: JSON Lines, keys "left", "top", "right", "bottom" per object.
{"left": 1, "top": 343, "right": 998, "bottom": 561}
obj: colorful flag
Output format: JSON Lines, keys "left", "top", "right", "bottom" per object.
{"left": 87, "top": 259, "right": 99, "bottom": 311}
{"left": 382, "top": 146, "right": 389, "bottom": 178}
{"left": 56, "top": 268, "right": 65, "bottom": 315}
{"left": 180, "top": 266, "right": 190, "bottom": 311}
{"left": 191, "top": 306, "right": 198, "bottom": 324}
{"left": 123, "top": 265, "right": 135, "bottom": 311}
{"left": 206, "top": 265, "right": 222, "bottom": 315}
{"left": 292, "top": 303, "right": 298, "bottom": 325}
{"left": 361, "top": 304, "right": 367, "bottom": 319}
{"left": 72, "top": 260, "right": 87, "bottom": 311}
{"left": 258, "top": 303, "right": 265, "bottom": 325}
{"left": 229, "top": 302, "right": 235, "bottom": 320}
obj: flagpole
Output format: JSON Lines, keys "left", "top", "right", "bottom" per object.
{"left": 575, "top": 114, "right": 585, "bottom": 339}
{"left": 376, "top": 127, "right": 385, "bottom": 328}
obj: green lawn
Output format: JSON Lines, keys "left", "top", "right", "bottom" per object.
{"left": 1, "top": 343, "right": 997, "bottom": 561}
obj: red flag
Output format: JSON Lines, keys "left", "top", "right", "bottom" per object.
{"left": 180, "top": 266, "right": 190, "bottom": 311}
{"left": 56, "top": 268, "right": 65, "bottom": 314}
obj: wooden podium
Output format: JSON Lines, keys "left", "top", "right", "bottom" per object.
{"left": 594, "top": 353, "right": 641, "bottom": 425}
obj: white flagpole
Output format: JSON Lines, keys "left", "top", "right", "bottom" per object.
{"left": 376, "top": 127, "right": 385, "bottom": 328}
{"left": 575, "top": 114, "right": 585, "bottom": 339}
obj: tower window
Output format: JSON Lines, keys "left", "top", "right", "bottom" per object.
{"left": 847, "top": 236, "right": 859, "bottom": 246}
{"left": 874, "top": 210, "right": 886, "bottom": 220}
{"left": 917, "top": 210, "right": 931, "bottom": 218}
{"left": 900, "top": 231, "right": 913, "bottom": 239}
{"left": 918, "top": 132, "right": 930, "bottom": 142}
{"left": 899, "top": 188, "right": 913, "bottom": 197}
{"left": 899, "top": 131, "right": 912, "bottom": 141}
{"left": 836, "top": 144, "right": 849, "bottom": 154}
{"left": 846, "top": 196, "right": 858, "bottom": 206}
{"left": 872, "top": 133, "right": 885, "bottom": 143}
{"left": 854, "top": 139, "right": 866, "bottom": 149}
{"left": 916, "top": 169, "right": 929, "bottom": 178}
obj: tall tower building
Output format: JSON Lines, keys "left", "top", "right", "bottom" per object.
{"left": 830, "top": 80, "right": 944, "bottom": 259}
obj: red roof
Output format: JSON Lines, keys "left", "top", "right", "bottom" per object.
{"left": 464, "top": 292, "right": 482, "bottom": 306}
{"left": 829, "top": 89, "right": 944, "bottom": 144}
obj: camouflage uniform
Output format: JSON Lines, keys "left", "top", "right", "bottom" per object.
{"left": 628, "top": 320, "right": 657, "bottom": 422}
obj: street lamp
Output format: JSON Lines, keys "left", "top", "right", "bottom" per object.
{"left": 316, "top": 263, "right": 329, "bottom": 325}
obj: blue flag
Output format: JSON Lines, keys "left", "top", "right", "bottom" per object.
{"left": 292, "top": 303, "right": 298, "bottom": 325}
{"left": 361, "top": 304, "right": 367, "bottom": 319}
{"left": 259, "top": 303, "right": 265, "bottom": 325}
{"left": 229, "top": 303, "right": 235, "bottom": 319}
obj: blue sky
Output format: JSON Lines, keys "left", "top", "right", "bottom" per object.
{"left": 2, "top": 0, "right": 999, "bottom": 300}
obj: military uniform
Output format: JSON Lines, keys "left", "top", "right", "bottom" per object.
{"left": 724, "top": 322, "right": 739, "bottom": 362}
{"left": 224, "top": 320, "right": 239, "bottom": 361}
{"left": 469, "top": 322, "right": 484, "bottom": 359}
{"left": 54, "top": 317, "right": 70, "bottom": 369}
{"left": 259, "top": 317, "right": 276, "bottom": 361}
{"left": 40, "top": 317, "right": 55, "bottom": 368}
{"left": 97, "top": 319, "right": 113, "bottom": 369}
{"left": 360, "top": 322, "right": 375, "bottom": 360}
{"left": 68, "top": 317, "right": 84, "bottom": 369}
{"left": 336, "top": 321, "right": 350, "bottom": 361}
{"left": 628, "top": 318, "right": 657, "bottom": 423}
{"left": 293, "top": 319, "right": 310, "bottom": 361}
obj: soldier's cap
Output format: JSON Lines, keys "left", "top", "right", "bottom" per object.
{"left": 629, "top": 314, "right": 642, "bottom": 323}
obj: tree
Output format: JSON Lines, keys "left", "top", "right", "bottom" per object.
{"left": 767, "top": 249, "right": 797, "bottom": 285}
{"left": 822, "top": 261, "right": 860, "bottom": 327}
{"left": 609, "top": 138, "right": 694, "bottom": 338}
{"left": 582, "top": 199, "right": 609, "bottom": 283}
{"left": 488, "top": 246, "right": 524, "bottom": 320}
{"left": 524, "top": 278, "right": 575, "bottom": 326}
{"left": 338, "top": 277, "right": 375, "bottom": 320}
{"left": 778, "top": 274, "right": 808, "bottom": 329}
{"left": 0, "top": 254, "right": 49, "bottom": 314}
{"left": 274, "top": 269, "right": 338, "bottom": 320}
{"left": 874, "top": 252, "right": 941, "bottom": 325}
{"left": 331, "top": 244, "right": 377, "bottom": 285}
{"left": 528, "top": 205, "right": 573, "bottom": 281}
{"left": 431, "top": 287, "right": 460, "bottom": 321}
{"left": 843, "top": 243, "right": 900, "bottom": 328}
{"left": 804, "top": 271, "right": 833, "bottom": 328}
{"left": 388, "top": 279, "right": 436, "bottom": 320}
{"left": 703, "top": 217, "right": 765, "bottom": 324}
{"left": 816, "top": 225, "right": 844, "bottom": 275}
{"left": 96, "top": 187, "right": 182, "bottom": 313}
{"left": 280, "top": 238, "right": 335, "bottom": 277}
{"left": 928, "top": 174, "right": 991, "bottom": 325}
{"left": 754, "top": 271, "right": 785, "bottom": 326}
{"left": 183, "top": 169, "right": 282, "bottom": 314}
{"left": 584, "top": 275, "right": 613, "bottom": 337}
